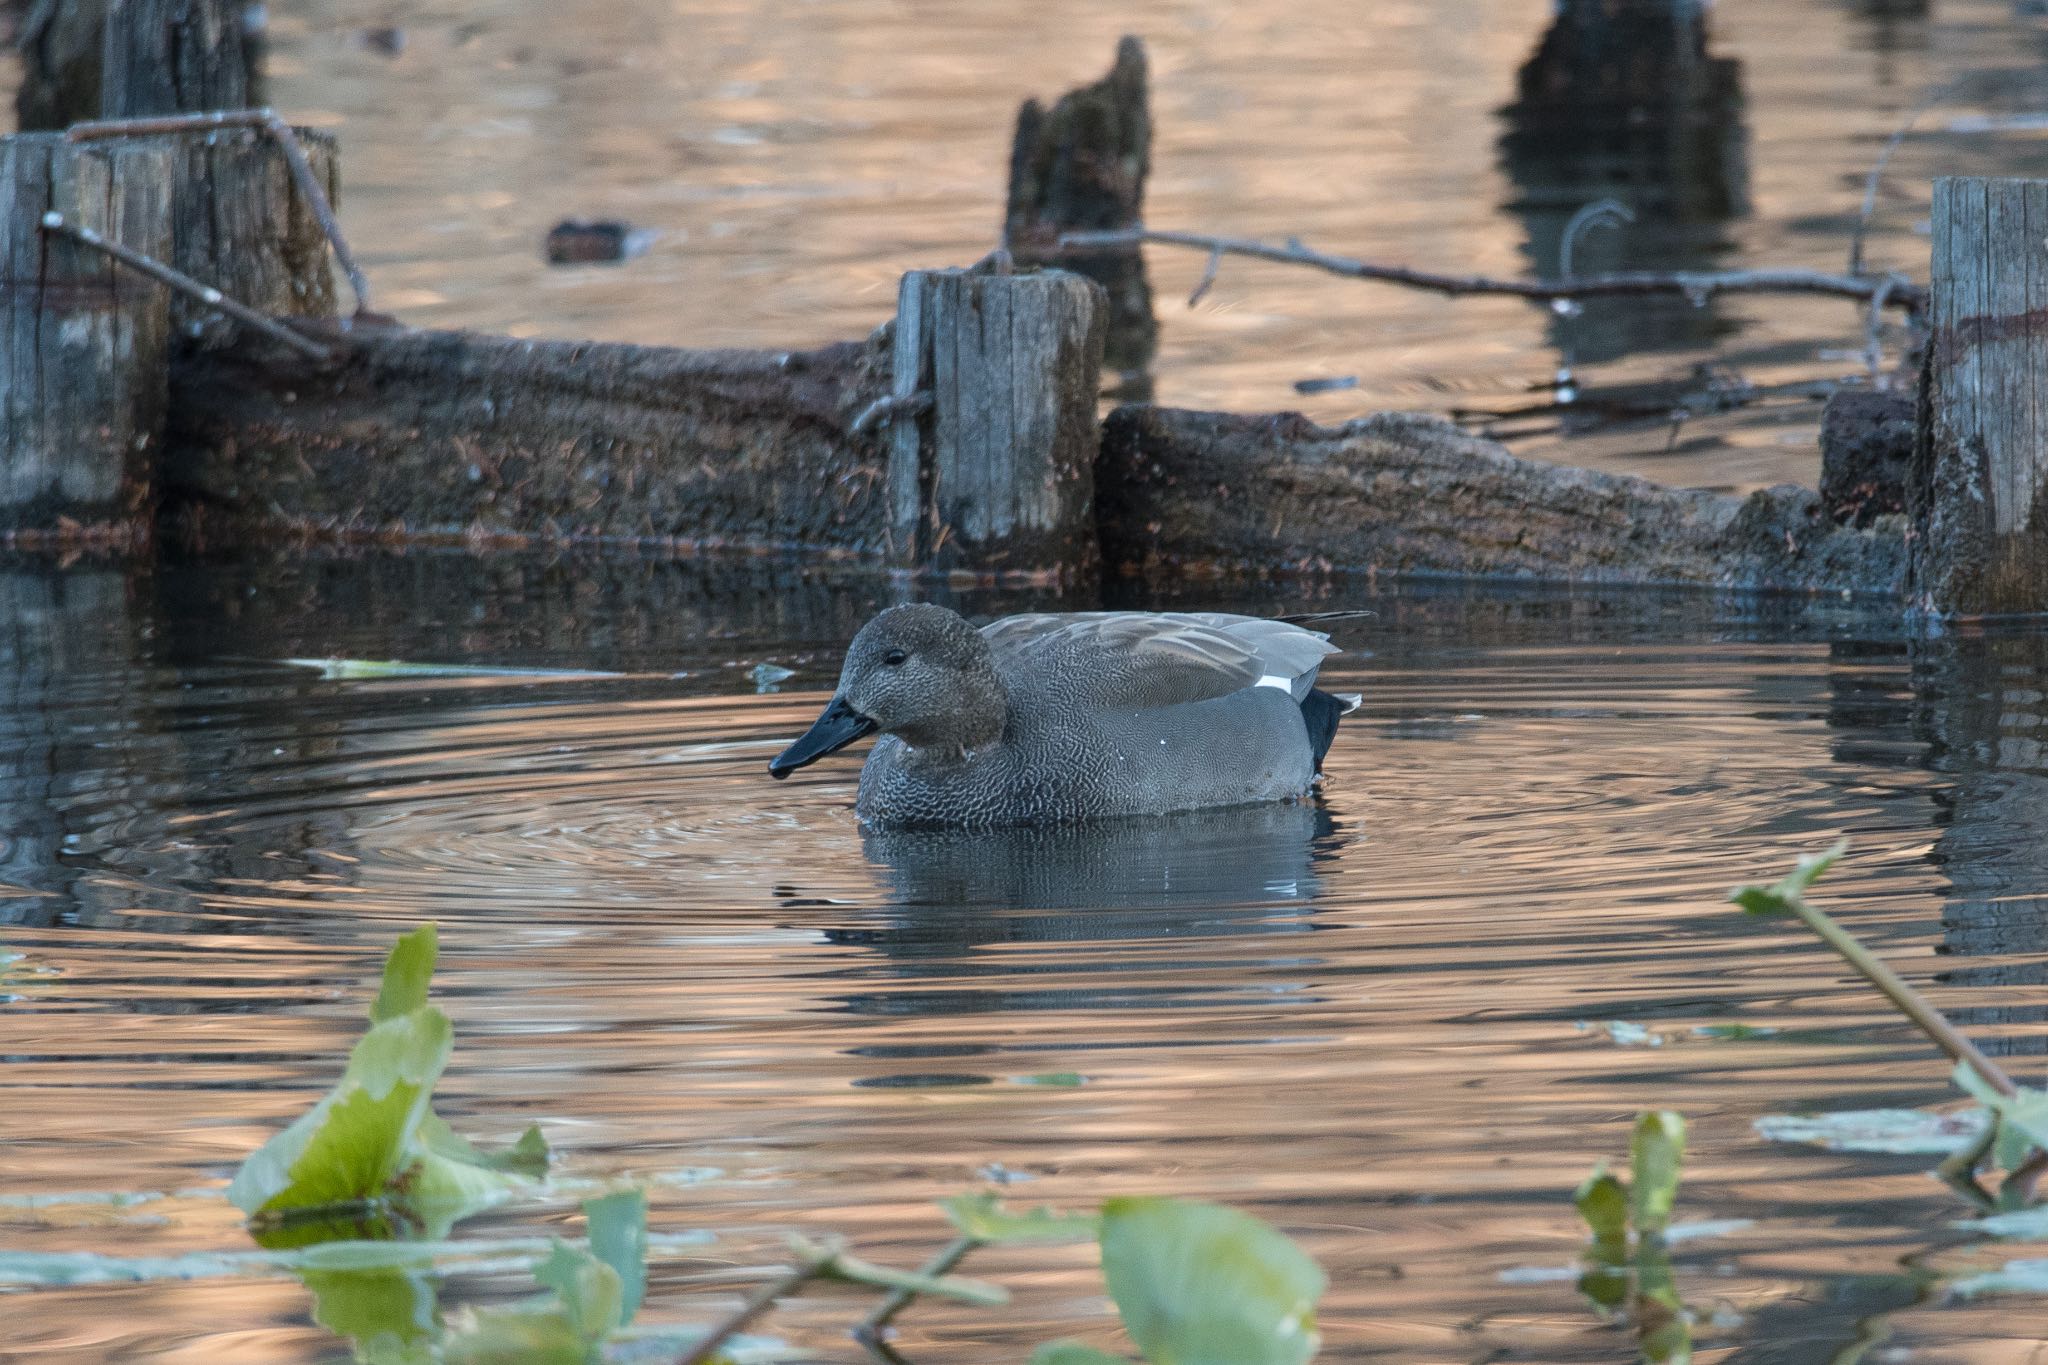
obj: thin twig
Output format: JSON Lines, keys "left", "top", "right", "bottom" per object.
{"left": 1187, "top": 245, "right": 1223, "bottom": 306}
{"left": 1558, "top": 198, "right": 1635, "bottom": 280}
{"left": 857, "top": 1235, "right": 979, "bottom": 1339}
{"left": 673, "top": 1250, "right": 834, "bottom": 1365}
{"left": 1061, "top": 226, "right": 1927, "bottom": 314}
{"left": 68, "top": 108, "right": 372, "bottom": 315}
{"left": 1774, "top": 891, "right": 2017, "bottom": 1098}
{"left": 1865, "top": 274, "right": 1901, "bottom": 384}
{"left": 850, "top": 390, "right": 933, "bottom": 437}
{"left": 38, "top": 212, "right": 335, "bottom": 361}
{"left": 1849, "top": 83, "right": 1954, "bottom": 278}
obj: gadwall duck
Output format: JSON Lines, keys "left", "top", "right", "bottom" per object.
{"left": 768, "top": 605, "right": 1356, "bottom": 827}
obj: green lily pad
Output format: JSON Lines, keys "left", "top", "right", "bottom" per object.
{"left": 1098, "top": 1197, "right": 1325, "bottom": 1365}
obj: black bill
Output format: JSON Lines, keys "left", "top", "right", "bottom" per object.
{"left": 768, "top": 696, "right": 878, "bottom": 778}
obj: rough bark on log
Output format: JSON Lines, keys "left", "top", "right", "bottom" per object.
{"left": 1005, "top": 36, "right": 1155, "bottom": 385}
{"left": 888, "top": 267, "right": 1105, "bottom": 577}
{"left": 1819, "top": 388, "right": 1912, "bottom": 528}
{"left": 163, "top": 325, "right": 895, "bottom": 555}
{"left": 151, "top": 127, "right": 339, "bottom": 340}
{"left": 0, "top": 132, "right": 172, "bottom": 548}
{"left": 1914, "top": 176, "right": 2048, "bottom": 616}
{"left": 1097, "top": 405, "right": 1907, "bottom": 594}
{"left": 100, "top": 0, "right": 257, "bottom": 118}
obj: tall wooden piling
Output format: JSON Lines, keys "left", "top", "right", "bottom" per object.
{"left": 0, "top": 133, "right": 174, "bottom": 547}
{"left": 1915, "top": 175, "right": 2048, "bottom": 616}
{"left": 888, "top": 267, "right": 1106, "bottom": 578}
{"left": 1005, "top": 37, "right": 1156, "bottom": 389}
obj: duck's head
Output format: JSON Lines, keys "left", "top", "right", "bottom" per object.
{"left": 768, "top": 604, "right": 1007, "bottom": 778}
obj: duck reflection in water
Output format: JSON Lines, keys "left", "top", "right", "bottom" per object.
{"left": 814, "top": 801, "right": 1342, "bottom": 957}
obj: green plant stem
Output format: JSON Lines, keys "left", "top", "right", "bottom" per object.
{"left": 856, "top": 1235, "right": 980, "bottom": 1338}
{"left": 1783, "top": 897, "right": 2017, "bottom": 1098}
{"left": 674, "top": 1252, "right": 832, "bottom": 1365}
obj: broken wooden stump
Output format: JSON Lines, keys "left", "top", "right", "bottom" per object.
{"left": 1913, "top": 175, "right": 2048, "bottom": 616}
{"left": 0, "top": 133, "right": 174, "bottom": 549}
{"left": 1097, "top": 405, "right": 1907, "bottom": 594}
{"left": 1006, "top": 36, "right": 1155, "bottom": 389}
{"left": 164, "top": 326, "right": 895, "bottom": 555}
{"left": 141, "top": 125, "right": 340, "bottom": 340}
{"left": 101, "top": 0, "right": 260, "bottom": 118}
{"left": 887, "top": 266, "right": 1106, "bottom": 578}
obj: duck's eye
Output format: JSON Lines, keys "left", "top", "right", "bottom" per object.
{"left": 883, "top": 649, "right": 908, "bottom": 666}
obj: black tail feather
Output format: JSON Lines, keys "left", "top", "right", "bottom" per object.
{"left": 1299, "top": 688, "right": 1347, "bottom": 771}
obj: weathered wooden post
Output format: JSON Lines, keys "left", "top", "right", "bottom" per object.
{"left": 1005, "top": 37, "right": 1155, "bottom": 391}
{"left": 0, "top": 133, "right": 174, "bottom": 547}
{"left": 1914, "top": 176, "right": 2048, "bottom": 616}
{"left": 887, "top": 266, "right": 1106, "bottom": 578}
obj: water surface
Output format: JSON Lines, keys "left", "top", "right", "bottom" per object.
{"left": 7, "top": 557, "right": 2048, "bottom": 1360}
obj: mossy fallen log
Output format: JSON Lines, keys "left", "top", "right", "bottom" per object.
{"left": 1096, "top": 405, "right": 1908, "bottom": 595}
{"left": 164, "top": 324, "right": 895, "bottom": 556}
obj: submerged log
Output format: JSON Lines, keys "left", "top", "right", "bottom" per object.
{"left": 888, "top": 266, "right": 1106, "bottom": 577}
{"left": 1913, "top": 175, "right": 2048, "bottom": 616}
{"left": 0, "top": 133, "right": 174, "bottom": 549}
{"left": 1097, "top": 405, "right": 1907, "bottom": 594}
{"left": 163, "top": 325, "right": 895, "bottom": 555}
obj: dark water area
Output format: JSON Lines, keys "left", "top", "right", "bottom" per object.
{"left": 6, "top": 553, "right": 2048, "bottom": 1359}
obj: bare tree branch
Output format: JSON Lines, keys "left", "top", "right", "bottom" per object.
{"left": 69, "top": 108, "right": 373, "bottom": 316}
{"left": 1061, "top": 226, "right": 1926, "bottom": 315}
{"left": 39, "top": 212, "right": 335, "bottom": 361}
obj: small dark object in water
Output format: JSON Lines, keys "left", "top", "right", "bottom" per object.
{"left": 1818, "top": 389, "right": 1913, "bottom": 528}
{"left": 1293, "top": 375, "right": 1358, "bottom": 395}
{"left": 544, "top": 220, "right": 647, "bottom": 266}
{"left": 361, "top": 26, "right": 405, "bottom": 56}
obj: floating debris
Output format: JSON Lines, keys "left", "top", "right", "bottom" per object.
{"left": 750, "top": 662, "right": 796, "bottom": 692}
{"left": 282, "top": 658, "right": 622, "bottom": 681}
{"left": 1292, "top": 375, "right": 1358, "bottom": 395}
{"left": 544, "top": 220, "right": 657, "bottom": 265}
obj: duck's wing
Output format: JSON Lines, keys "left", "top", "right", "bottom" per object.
{"left": 979, "top": 612, "right": 1339, "bottom": 708}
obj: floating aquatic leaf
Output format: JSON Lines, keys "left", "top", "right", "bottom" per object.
{"left": 1098, "top": 1197, "right": 1324, "bottom": 1365}
{"left": 1630, "top": 1112, "right": 1686, "bottom": 1239}
{"left": 1952, "top": 1061, "right": 2048, "bottom": 1168}
{"left": 1013, "top": 1071, "right": 1089, "bottom": 1086}
{"left": 1661, "top": 1218, "right": 1752, "bottom": 1244}
{"left": 940, "top": 1192, "right": 1098, "bottom": 1244}
{"left": 1754, "top": 1107, "right": 1988, "bottom": 1155}
{"left": 1730, "top": 838, "right": 1848, "bottom": 916}
{"left": 1950, "top": 1258, "right": 2048, "bottom": 1299}
{"left": 442, "top": 1304, "right": 591, "bottom": 1365}
{"left": 229, "top": 922, "right": 543, "bottom": 1238}
{"left": 1691, "top": 1024, "right": 1780, "bottom": 1041}
{"left": 228, "top": 1005, "right": 453, "bottom": 1221}
{"left": 1962, "top": 1205, "right": 2048, "bottom": 1238}
{"left": 1573, "top": 1166, "right": 1628, "bottom": 1248}
{"left": 583, "top": 1189, "right": 647, "bottom": 1324}
{"left": 371, "top": 924, "right": 438, "bottom": 1024}
{"left": 284, "top": 658, "right": 622, "bottom": 681}
{"left": 1030, "top": 1344, "right": 1131, "bottom": 1365}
